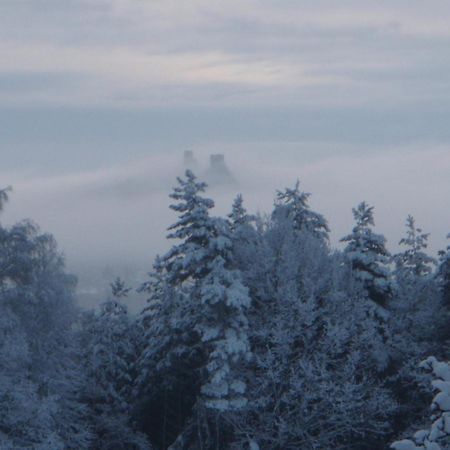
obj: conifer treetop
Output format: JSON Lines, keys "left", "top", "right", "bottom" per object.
{"left": 274, "top": 180, "right": 329, "bottom": 239}
{"left": 0, "top": 186, "right": 11, "bottom": 212}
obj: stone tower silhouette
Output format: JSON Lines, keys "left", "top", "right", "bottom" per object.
{"left": 204, "top": 153, "right": 236, "bottom": 186}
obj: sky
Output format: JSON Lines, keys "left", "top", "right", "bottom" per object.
{"left": 1, "top": 0, "right": 449, "bottom": 280}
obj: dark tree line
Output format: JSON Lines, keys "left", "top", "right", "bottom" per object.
{"left": 1, "top": 176, "right": 449, "bottom": 449}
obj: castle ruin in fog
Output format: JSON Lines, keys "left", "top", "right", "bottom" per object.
{"left": 183, "top": 151, "right": 236, "bottom": 186}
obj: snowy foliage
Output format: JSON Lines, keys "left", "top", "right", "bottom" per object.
{"left": 341, "top": 201, "right": 392, "bottom": 307}
{"left": 163, "top": 169, "right": 216, "bottom": 285}
{"left": 135, "top": 172, "right": 251, "bottom": 448}
{"left": 391, "top": 358, "right": 450, "bottom": 450}
{"left": 82, "top": 279, "right": 150, "bottom": 449}
{"left": 396, "top": 215, "right": 436, "bottom": 279}
{"left": 437, "top": 234, "right": 450, "bottom": 309}
{"left": 228, "top": 194, "right": 251, "bottom": 231}
{"left": 197, "top": 217, "right": 251, "bottom": 412}
{"left": 231, "top": 227, "right": 395, "bottom": 449}
{"left": 0, "top": 197, "right": 91, "bottom": 448}
{"left": 1, "top": 177, "right": 447, "bottom": 450}
{"left": 272, "top": 180, "right": 329, "bottom": 241}
{"left": 0, "top": 186, "right": 11, "bottom": 212}
{"left": 390, "top": 217, "right": 443, "bottom": 365}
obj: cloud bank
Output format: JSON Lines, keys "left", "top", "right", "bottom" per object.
{"left": 2, "top": 146, "right": 449, "bottom": 271}
{"left": 1, "top": 1, "right": 450, "bottom": 109}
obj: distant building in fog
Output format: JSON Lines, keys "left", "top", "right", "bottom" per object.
{"left": 204, "top": 153, "right": 236, "bottom": 186}
{"left": 181, "top": 151, "right": 236, "bottom": 186}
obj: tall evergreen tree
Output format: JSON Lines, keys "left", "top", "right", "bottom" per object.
{"left": 389, "top": 218, "right": 443, "bottom": 440}
{"left": 197, "top": 217, "right": 251, "bottom": 412}
{"left": 272, "top": 181, "right": 329, "bottom": 241}
{"left": 395, "top": 215, "right": 436, "bottom": 279}
{"left": 164, "top": 171, "right": 251, "bottom": 410}
{"left": 134, "top": 257, "right": 192, "bottom": 449}
{"left": 82, "top": 278, "right": 150, "bottom": 450}
{"left": 392, "top": 216, "right": 440, "bottom": 345}
{"left": 437, "top": 234, "right": 450, "bottom": 309}
{"left": 163, "top": 170, "right": 216, "bottom": 285}
{"left": 228, "top": 194, "right": 255, "bottom": 232}
{"left": 0, "top": 186, "right": 11, "bottom": 212}
{"left": 232, "top": 229, "right": 395, "bottom": 450}
{"left": 138, "top": 171, "right": 251, "bottom": 449}
{"left": 341, "top": 202, "right": 392, "bottom": 307}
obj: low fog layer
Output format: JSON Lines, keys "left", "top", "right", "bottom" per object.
{"left": 1, "top": 146, "right": 449, "bottom": 309}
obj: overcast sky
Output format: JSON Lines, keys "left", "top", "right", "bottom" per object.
{"left": 1, "top": 0, "right": 449, "bottom": 271}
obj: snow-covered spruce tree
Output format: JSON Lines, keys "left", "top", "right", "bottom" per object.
{"left": 227, "top": 194, "right": 256, "bottom": 260}
{"left": 226, "top": 196, "right": 275, "bottom": 325}
{"left": 392, "top": 216, "right": 439, "bottom": 341}
{"left": 163, "top": 170, "right": 216, "bottom": 285}
{"left": 0, "top": 186, "right": 11, "bottom": 212}
{"left": 136, "top": 171, "right": 218, "bottom": 448}
{"left": 133, "top": 257, "right": 190, "bottom": 449}
{"left": 341, "top": 201, "right": 392, "bottom": 308}
{"left": 391, "top": 357, "right": 450, "bottom": 450}
{"left": 0, "top": 192, "right": 92, "bottom": 448}
{"left": 437, "top": 234, "right": 450, "bottom": 310}
{"left": 82, "top": 278, "right": 150, "bottom": 450}
{"left": 228, "top": 194, "right": 249, "bottom": 232}
{"left": 137, "top": 171, "right": 251, "bottom": 449}
{"left": 164, "top": 171, "right": 250, "bottom": 408}
{"left": 391, "top": 215, "right": 440, "bottom": 345}
{"left": 270, "top": 181, "right": 330, "bottom": 297}
{"left": 229, "top": 210, "right": 396, "bottom": 450}
{"left": 272, "top": 180, "right": 329, "bottom": 241}
{"left": 197, "top": 216, "right": 251, "bottom": 412}
{"left": 395, "top": 216, "right": 436, "bottom": 280}
{"left": 389, "top": 218, "right": 443, "bottom": 442}
{"left": 226, "top": 195, "right": 265, "bottom": 297}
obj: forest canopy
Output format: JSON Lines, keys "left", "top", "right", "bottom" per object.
{"left": 0, "top": 174, "right": 449, "bottom": 450}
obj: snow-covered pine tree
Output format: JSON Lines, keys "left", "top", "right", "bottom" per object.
{"left": 110, "top": 275, "right": 132, "bottom": 299}
{"left": 228, "top": 194, "right": 254, "bottom": 233}
{"left": 141, "top": 171, "right": 218, "bottom": 448}
{"left": 142, "top": 171, "right": 251, "bottom": 449}
{"left": 136, "top": 256, "right": 166, "bottom": 364}
{"left": 341, "top": 201, "right": 392, "bottom": 307}
{"left": 226, "top": 194, "right": 263, "bottom": 294}
{"left": 83, "top": 278, "right": 150, "bottom": 450}
{"left": 437, "top": 234, "right": 450, "bottom": 309}
{"left": 162, "top": 171, "right": 250, "bottom": 408}
{"left": 133, "top": 257, "right": 190, "bottom": 449}
{"left": 392, "top": 216, "right": 440, "bottom": 343}
{"left": 396, "top": 215, "right": 436, "bottom": 279}
{"left": 389, "top": 218, "right": 443, "bottom": 441}
{"left": 272, "top": 180, "right": 329, "bottom": 241}
{"left": 163, "top": 169, "right": 216, "bottom": 285}
{"left": 231, "top": 227, "right": 396, "bottom": 449}
{"left": 198, "top": 216, "right": 251, "bottom": 412}
{"left": 262, "top": 181, "right": 330, "bottom": 314}
{"left": 0, "top": 186, "right": 11, "bottom": 212}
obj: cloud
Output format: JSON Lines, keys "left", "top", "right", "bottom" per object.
{"left": 2, "top": 2, "right": 449, "bottom": 310}
{"left": 1, "top": 1, "right": 450, "bottom": 108}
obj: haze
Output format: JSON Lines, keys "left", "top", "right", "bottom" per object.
{"left": 1, "top": 1, "right": 450, "bottom": 307}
